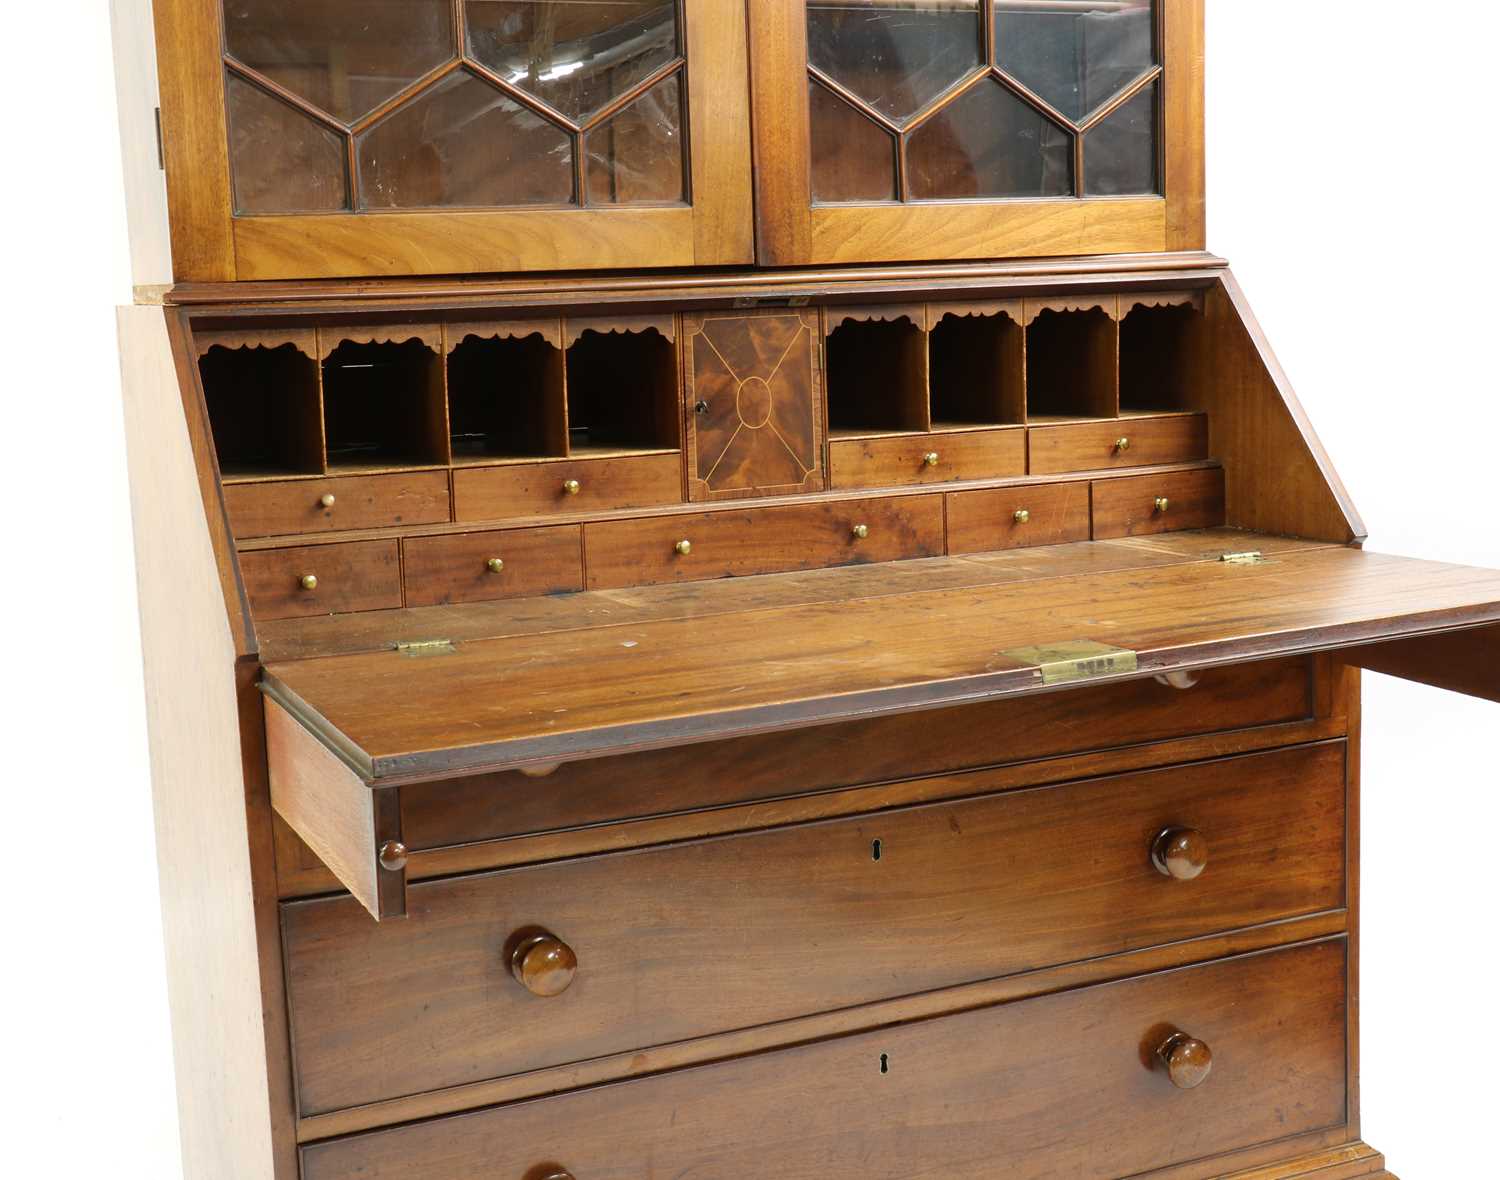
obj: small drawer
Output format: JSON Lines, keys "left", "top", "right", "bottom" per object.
{"left": 282, "top": 742, "right": 1345, "bottom": 1115}
{"left": 1028, "top": 412, "right": 1208, "bottom": 475}
{"left": 302, "top": 941, "right": 1347, "bottom": 1180}
{"left": 452, "top": 452, "right": 681, "bottom": 521}
{"left": 946, "top": 481, "right": 1091, "bottom": 555}
{"left": 1092, "top": 467, "right": 1226, "bottom": 539}
{"left": 402, "top": 526, "right": 583, "bottom": 608}
{"left": 223, "top": 471, "right": 451, "bottom": 539}
{"left": 583, "top": 495, "right": 944, "bottom": 589}
{"left": 829, "top": 427, "right": 1025, "bottom": 489}
{"left": 240, "top": 541, "right": 402, "bottom": 620}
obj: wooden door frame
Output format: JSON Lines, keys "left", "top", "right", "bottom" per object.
{"left": 749, "top": 0, "right": 1205, "bottom": 266}
{"left": 153, "top": 0, "right": 754, "bottom": 282}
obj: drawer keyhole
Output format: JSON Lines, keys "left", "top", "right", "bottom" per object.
{"left": 879, "top": 1053, "right": 890, "bottom": 1075}
{"left": 871, "top": 838, "right": 883, "bottom": 862}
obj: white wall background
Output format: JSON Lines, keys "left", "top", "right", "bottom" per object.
{"left": 3, "top": 3, "right": 1494, "bottom": 1176}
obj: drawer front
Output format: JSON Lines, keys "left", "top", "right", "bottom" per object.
{"left": 946, "top": 481, "right": 1091, "bottom": 554}
{"left": 829, "top": 427, "right": 1025, "bottom": 489}
{"left": 283, "top": 742, "right": 1346, "bottom": 1114}
{"left": 582, "top": 495, "right": 944, "bottom": 589}
{"left": 452, "top": 453, "right": 682, "bottom": 521}
{"left": 1029, "top": 413, "right": 1208, "bottom": 475}
{"left": 403, "top": 526, "right": 583, "bottom": 607}
{"left": 403, "top": 658, "right": 1316, "bottom": 850}
{"left": 301, "top": 940, "right": 1349, "bottom": 1180}
{"left": 1092, "top": 467, "right": 1227, "bottom": 539}
{"left": 224, "top": 471, "right": 451, "bottom": 539}
{"left": 240, "top": 541, "right": 401, "bottom": 620}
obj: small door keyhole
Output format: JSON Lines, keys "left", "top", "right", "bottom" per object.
{"left": 879, "top": 1053, "right": 890, "bottom": 1075}
{"left": 695, "top": 400, "right": 710, "bottom": 414}
{"left": 871, "top": 839, "right": 882, "bottom": 862}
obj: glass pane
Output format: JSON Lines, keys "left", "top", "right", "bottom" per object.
{"left": 810, "top": 80, "right": 897, "bottom": 203}
{"left": 227, "top": 73, "right": 348, "bottom": 214}
{"left": 466, "top": 1, "right": 679, "bottom": 123}
{"left": 807, "top": 0, "right": 983, "bottom": 126}
{"left": 356, "top": 70, "right": 574, "bottom": 209}
{"left": 584, "top": 73, "right": 684, "bottom": 204}
{"left": 995, "top": 0, "right": 1155, "bottom": 122}
{"left": 222, "top": 0, "right": 456, "bottom": 124}
{"left": 1084, "top": 81, "right": 1157, "bottom": 196}
{"left": 907, "top": 79, "right": 1072, "bottom": 200}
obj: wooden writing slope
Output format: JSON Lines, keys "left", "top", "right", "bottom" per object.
{"left": 115, "top": 2, "right": 1488, "bottom": 1178}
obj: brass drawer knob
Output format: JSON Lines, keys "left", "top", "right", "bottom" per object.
{"left": 922, "top": 451, "right": 940, "bottom": 467}
{"left": 299, "top": 574, "right": 319, "bottom": 591}
{"left": 1152, "top": 827, "right": 1208, "bottom": 880}
{"left": 1156, "top": 1031, "right": 1213, "bottom": 1090}
{"left": 851, "top": 523, "right": 870, "bottom": 540}
{"left": 674, "top": 539, "right": 692, "bottom": 556}
{"left": 510, "top": 931, "right": 578, "bottom": 998}
{"left": 1013, "top": 509, "right": 1031, "bottom": 525}
{"left": 486, "top": 557, "right": 505, "bottom": 574}
{"left": 1155, "top": 496, "right": 1171, "bottom": 513}
{"left": 1115, "top": 437, "right": 1131, "bottom": 453}
{"left": 562, "top": 479, "right": 582, "bottom": 496}
{"left": 378, "top": 841, "right": 408, "bottom": 872}
{"left": 319, "top": 493, "right": 336, "bottom": 508}
{"left": 538, "top": 1172, "right": 575, "bottom": 1180}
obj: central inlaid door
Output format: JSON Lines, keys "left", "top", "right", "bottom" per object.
{"left": 156, "top": 0, "right": 754, "bottom": 279}
{"left": 749, "top": 0, "right": 1204, "bottom": 265}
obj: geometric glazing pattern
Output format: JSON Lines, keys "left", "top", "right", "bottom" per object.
{"left": 222, "top": 0, "right": 687, "bottom": 214}
{"left": 688, "top": 313, "right": 822, "bottom": 498}
{"left": 807, "top": 0, "right": 1160, "bottom": 203}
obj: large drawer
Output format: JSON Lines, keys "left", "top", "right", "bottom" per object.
{"left": 300, "top": 939, "right": 1349, "bottom": 1180}
{"left": 400, "top": 657, "right": 1316, "bottom": 851}
{"left": 282, "top": 742, "right": 1346, "bottom": 1115}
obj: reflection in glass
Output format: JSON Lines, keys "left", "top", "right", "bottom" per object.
{"left": 907, "top": 79, "right": 1072, "bottom": 200}
{"left": 584, "top": 74, "right": 685, "bottom": 204}
{"left": 222, "top": 0, "right": 456, "bottom": 124}
{"left": 995, "top": 0, "right": 1154, "bottom": 122}
{"left": 227, "top": 73, "right": 349, "bottom": 214}
{"left": 1085, "top": 82, "right": 1157, "bottom": 196}
{"left": 807, "top": 0, "right": 983, "bottom": 125}
{"left": 356, "top": 70, "right": 573, "bottom": 209}
{"left": 466, "top": 1, "right": 679, "bottom": 123}
{"left": 810, "top": 80, "right": 897, "bottom": 203}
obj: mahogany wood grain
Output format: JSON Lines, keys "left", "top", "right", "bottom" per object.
{"left": 225, "top": 472, "right": 451, "bottom": 539}
{"left": 298, "top": 941, "right": 1347, "bottom": 1180}
{"left": 399, "top": 656, "right": 1314, "bottom": 853}
{"left": 402, "top": 526, "right": 583, "bottom": 608}
{"left": 241, "top": 541, "right": 402, "bottom": 620}
{"left": 582, "top": 495, "right": 945, "bottom": 589}
{"left": 946, "top": 481, "right": 1091, "bottom": 554}
{"left": 1164, "top": 0, "right": 1208, "bottom": 251}
{"left": 259, "top": 545, "right": 1500, "bottom": 781}
{"left": 453, "top": 453, "right": 681, "bottom": 521}
{"left": 283, "top": 744, "right": 1344, "bottom": 1114}
{"left": 1029, "top": 413, "right": 1209, "bottom": 476}
{"left": 1341, "top": 622, "right": 1500, "bottom": 704}
{"left": 828, "top": 427, "right": 1025, "bottom": 489}
{"left": 1092, "top": 467, "right": 1226, "bottom": 539}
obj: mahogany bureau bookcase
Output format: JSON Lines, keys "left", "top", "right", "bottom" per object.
{"left": 112, "top": 3, "right": 1499, "bottom": 1179}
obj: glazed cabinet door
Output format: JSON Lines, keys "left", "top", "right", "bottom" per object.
{"left": 155, "top": 0, "right": 753, "bottom": 280}
{"left": 750, "top": 0, "right": 1204, "bottom": 265}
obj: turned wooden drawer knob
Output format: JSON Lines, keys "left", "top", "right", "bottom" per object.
{"left": 486, "top": 557, "right": 506, "bottom": 574}
{"left": 511, "top": 932, "right": 577, "bottom": 997}
{"left": 562, "top": 479, "right": 582, "bottom": 496}
{"left": 1013, "top": 509, "right": 1031, "bottom": 524}
{"left": 1157, "top": 1031, "right": 1213, "bottom": 1089}
{"left": 298, "top": 574, "right": 319, "bottom": 591}
{"left": 922, "top": 451, "right": 940, "bottom": 467}
{"left": 1152, "top": 827, "right": 1208, "bottom": 880}
{"left": 674, "top": 539, "right": 692, "bottom": 556}
{"left": 319, "top": 493, "right": 336, "bottom": 508}
{"left": 1155, "top": 496, "right": 1171, "bottom": 513}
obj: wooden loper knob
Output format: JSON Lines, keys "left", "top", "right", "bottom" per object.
{"left": 1152, "top": 827, "right": 1208, "bottom": 880}
{"left": 510, "top": 932, "right": 578, "bottom": 997}
{"left": 1156, "top": 1031, "right": 1213, "bottom": 1090}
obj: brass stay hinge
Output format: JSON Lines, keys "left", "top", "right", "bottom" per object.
{"left": 395, "top": 639, "right": 457, "bottom": 658}
{"left": 1003, "top": 640, "right": 1139, "bottom": 686}
{"left": 1219, "top": 550, "right": 1266, "bottom": 565}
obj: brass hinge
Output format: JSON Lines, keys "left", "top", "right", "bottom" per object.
{"left": 1003, "top": 640, "right": 1139, "bottom": 686}
{"left": 395, "top": 639, "right": 457, "bottom": 658}
{"left": 1219, "top": 550, "right": 1266, "bottom": 565}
